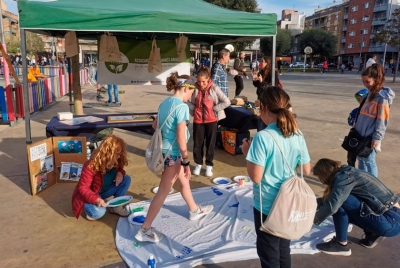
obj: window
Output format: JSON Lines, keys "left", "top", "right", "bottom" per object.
{"left": 327, "top": 17, "right": 331, "bottom": 22}
{"left": 360, "top": 29, "right": 368, "bottom": 34}
{"left": 364, "top": 2, "right": 371, "bottom": 8}
{"left": 335, "top": 14, "right": 338, "bottom": 20}
{"left": 350, "top": 18, "right": 357, "bottom": 24}
{"left": 362, "top": 15, "right": 370, "bottom": 22}
{"left": 334, "top": 25, "right": 338, "bottom": 30}
{"left": 348, "top": 43, "right": 354, "bottom": 48}
{"left": 349, "top": 31, "right": 356, "bottom": 36}
{"left": 359, "top": 42, "right": 366, "bottom": 48}
{"left": 351, "top": 5, "right": 358, "bottom": 12}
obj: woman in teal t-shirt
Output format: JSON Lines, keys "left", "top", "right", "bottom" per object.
{"left": 135, "top": 72, "right": 214, "bottom": 243}
{"left": 241, "top": 87, "right": 311, "bottom": 268}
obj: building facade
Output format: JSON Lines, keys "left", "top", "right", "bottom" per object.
{"left": 278, "top": 9, "right": 306, "bottom": 35}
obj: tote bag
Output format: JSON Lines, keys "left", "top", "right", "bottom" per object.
{"left": 148, "top": 39, "right": 163, "bottom": 73}
{"left": 259, "top": 130, "right": 317, "bottom": 240}
{"left": 145, "top": 104, "right": 185, "bottom": 174}
{"left": 175, "top": 34, "right": 188, "bottom": 63}
{"left": 65, "top": 31, "right": 79, "bottom": 58}
{"left": 99, "top": 34, "right": 122, "bottom": 62}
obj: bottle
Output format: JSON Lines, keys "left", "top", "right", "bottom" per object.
{"left": 147, "top": 254, "right": 156, "bottom": 268}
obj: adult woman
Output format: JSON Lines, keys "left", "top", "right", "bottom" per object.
{"left": 241, "top": 87, "right": 311, "bottom": 268}
{"left": 313, "top": 158, "right": 400, "bottom": 256}
{"left": 252, "top": 57, "right": 280, "bottom": 99}
{"left": 187, "top": 66, "right": 230, "bottom": 177}
{"left": 355, "top": 64, "right": 395, "bottom": 177}
{"left": 135, "top": 73, "right": 213, "bottom": 243}
{"left": 72, "top": 135, "right": 131, "bottom": 220}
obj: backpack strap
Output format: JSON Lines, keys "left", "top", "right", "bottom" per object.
{"left": 157, "top": 103, "right": 186, "bottom": 130}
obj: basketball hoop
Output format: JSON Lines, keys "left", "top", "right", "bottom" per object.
{"left": 304, "top": 46, "right": 313, "bottom": 55}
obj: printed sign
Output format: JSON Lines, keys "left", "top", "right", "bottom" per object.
{"left": 97, "top": 39, "right": 190, "bottom": 85}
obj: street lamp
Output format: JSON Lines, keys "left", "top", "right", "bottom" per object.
{"left": 383, "top": 0, "right": 394, "bottom": 66}
{"left": 359, "top": 13, "right": 365, "bottom": 67}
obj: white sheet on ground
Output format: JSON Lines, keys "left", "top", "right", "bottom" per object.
{"left": 116, "top": 184, "right": 339, "bottom": 268}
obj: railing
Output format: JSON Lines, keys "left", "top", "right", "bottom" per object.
{"left": 341, "top": 38, "right": 346, "bottom": 43}
{"left": 342, "top": 26, "right": 347, "bottom": 31}
{"left": 373, "top": 4, "right": 388, "bottom": 12}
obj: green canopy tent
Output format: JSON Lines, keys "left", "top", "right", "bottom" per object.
{"left": 18, "top": 0, "right": 277, "bottom": 143}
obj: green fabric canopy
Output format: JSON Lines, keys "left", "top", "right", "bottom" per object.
{"left": 18, "top": 0, "right": 277, "bottom": 44}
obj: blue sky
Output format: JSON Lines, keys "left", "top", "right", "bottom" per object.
{"left": 4, "top": 0, "right": 336, "bottom": 19}
{"left": 258, "top": 0, "right": 336, "bottom": 18}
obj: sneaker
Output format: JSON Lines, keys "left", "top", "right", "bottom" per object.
{"left": 193, "top": 164, "right": 202, "bottom": 176}
{"left": 109, "top": 206, "right": 130, "bottom": 217}
{"left": 205, "top": 165, "right": 213, "bottom": 177}
{"left": 189, "top": 204, "right": 214, "bottom": 221}
{"left": 85, "top": 212, "right": 96, "bottom": 221}
{"left": 96, "top": 94, "right": 104, "bottom": 99}
{"left": 114, "top": 102, "right": 121, "bottom": 106}
{"left": 316, "top": 236, "right": 351, "bottom": 256}
{"left": 135, "top": 227, "right": 163, "bottom": 243}
{"left": 359, "top": 233, "right": 385, "bottom": 248}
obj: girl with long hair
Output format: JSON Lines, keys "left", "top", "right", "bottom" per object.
{"left": 252, "top": 57, "right": 280, "bottom": 98}
{"left": 241, "top": 87, "right": 311, "bottom": 268}
{"left": 313, "top": 158, "right": 400, "bottom": 256}
{"left": 355, "top": 64, "right": 395, "bottom": 177}
{"left": 72, "top": 135, "right": 131, "bottom": 220}
{"left": 135, "top": 72, "right": 214, "bottom": 243}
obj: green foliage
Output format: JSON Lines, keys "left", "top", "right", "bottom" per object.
{"left": 259, "top": 28, "right": 292, "bottom": 56}
{"left": 204, "top": 0, "right": 257, "bottom": 51}
{"left": 298, "top": 29, "right": 337, "bottom": 58}
{"left": 26, "top": 32, "right": 45, "bottom": 55}
{"left": 373, "top": 8, "right": 400, "bottom": 52}
{"left": 5, "top": 35, "right": 20, "bottom": 54}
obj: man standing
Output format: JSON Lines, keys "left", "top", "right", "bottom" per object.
{"left": 211, "top": 48, "right": 230, "bottom": 97}
{"left": 233, "top": 51, "right": 248, "bottom": 97}
{"left": 277, "top": 57, "right": 283, "bottom": 75}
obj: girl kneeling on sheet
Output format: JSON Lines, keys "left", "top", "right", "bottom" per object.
{"left": 72, "top": 135, "right": 131, "bottom": 220}
{"left": 135, "top": 72, "right": 214, "bottom": 243}
{"left": 187, "top": 66, "right": 230, "bottom": 177}
{"left": 313, "top": 158, "right": 400, "bottom": 256}
{"left": 241, "top": 86, "right": 311, "bottom": 268}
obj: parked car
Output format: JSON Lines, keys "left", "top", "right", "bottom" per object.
{"left": 293, "top": 62, "right": 310, "bottom": 68}
{"left": 329, "top": 63, "right": 337, "bottom": 67}
{"left": 316, "top": 63, "right": 323, "bottom": 68}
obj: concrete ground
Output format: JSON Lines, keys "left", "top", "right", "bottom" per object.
{"left": 0, "top": 71, "right": 399, "bottom": 268}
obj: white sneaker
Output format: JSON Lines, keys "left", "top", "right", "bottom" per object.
{"left": 205, "top": 165, "right": 213, "bottom": 177}
{"left": 189, "top": 204, "right": 214, "bottom": 221}
{"left": 135, "top": 227, "right": 163, "bottom": 243}
{"left": 193, "top": 164, "right": 202, "bottom": 176}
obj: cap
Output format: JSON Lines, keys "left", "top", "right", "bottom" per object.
{"left": 177, "top": 78, "right": 196, "bottom": 89}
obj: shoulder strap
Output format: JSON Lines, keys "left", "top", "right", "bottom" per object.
{"left": 355, "top": 95, "right": 367, "bottom": 124}
{"left": 158, "top": 103, "right": 186, "bottom": 130}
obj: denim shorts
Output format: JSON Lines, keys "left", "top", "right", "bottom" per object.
{"left": 163, "top": 154, "right": 181, "bottom": 167}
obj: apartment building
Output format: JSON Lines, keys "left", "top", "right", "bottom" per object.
{"left": 1, "top": 0, "right": 19, "bottom": 39}
{"left": 278, "top": 9, "right": 306, "bottom": 35}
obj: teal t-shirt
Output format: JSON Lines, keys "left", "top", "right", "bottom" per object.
{"left": 246, "top": 123, "right": 310, "bottom": 215}
{"left": 158, "top": 97, "right": 190, "bottom": 156}
{"left": 99, "top": 167, "right": 117, "bottom": 194}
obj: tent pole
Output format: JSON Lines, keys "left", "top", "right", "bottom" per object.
{"left": 20, "top": 29, "right": 32, "bottom": 144}
{"left": 271, "top": 35, "right": 276, "bottom": 86}
{"left": 210, "top": 45, "right": 213, "bottom": 69}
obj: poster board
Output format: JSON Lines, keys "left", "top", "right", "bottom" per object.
{"left": 27, "top": 136, "right": 87, "bottom": 195}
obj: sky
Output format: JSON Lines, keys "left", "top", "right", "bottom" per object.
{"left": 258, "top": 0, "right": 338, "bottom": 19}
{"left": 3, "top": 0, "right": 18, "bottom": 14}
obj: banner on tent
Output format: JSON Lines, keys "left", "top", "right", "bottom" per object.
{"left": 97, "top": 39, "right": 190, "bottom": 85}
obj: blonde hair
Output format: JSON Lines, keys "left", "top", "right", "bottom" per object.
{"left": 88, "top": 135, "right": 128, "bottom": 174}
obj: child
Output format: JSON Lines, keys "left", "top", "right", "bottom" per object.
{"left": 187, "top": 66, "right": 230, "bottom": 176}
{"left": 347, "top": 89, "right": 368, "bottom": 167}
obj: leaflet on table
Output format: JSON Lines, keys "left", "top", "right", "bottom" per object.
{"left": 59, "top": 116, "right": 104, "bottom": 125}
{"left": 59, "top": 162, "right": 84, "bottom": 181}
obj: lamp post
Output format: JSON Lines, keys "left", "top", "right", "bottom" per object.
{"left": 382, "top": 0, "right": 393, "bottom": 66}
{"left": 359, "top": 13, "right": 365, "bottom": 68}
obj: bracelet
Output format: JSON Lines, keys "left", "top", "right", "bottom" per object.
{"left": 181, "top": 160, "right": 190, "bottom": 166}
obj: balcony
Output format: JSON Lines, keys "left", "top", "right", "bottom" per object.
{"left": 342, "top": 26, "right": 347, "bottom": 31}
{"left": 369, "top": 45, "right": 385, "bottom": 52}
{"left": 372, "top": 18, "right": 386, "bottom": 26}
{"left": 341, "top": 38, "right": 346, "bottom": 43}
{"left": 373, "top": 4, "right": 387, "bottom": 12}
{"left": 343, "top": 13, "right": 348, "bottom": 19}
{"left": 340, "top": 49, "right": 345, "bottom": 54}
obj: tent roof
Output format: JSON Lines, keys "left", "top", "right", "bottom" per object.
{"left": 18, "top": 0, "right": 277, "bottom": 45}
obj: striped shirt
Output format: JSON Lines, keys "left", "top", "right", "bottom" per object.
{"left": 211, "top": 61, "right": 229, "bottom": 97}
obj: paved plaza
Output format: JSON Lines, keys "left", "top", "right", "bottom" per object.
{"left": 0, "top": 71, "right": 399, "bottom": 267}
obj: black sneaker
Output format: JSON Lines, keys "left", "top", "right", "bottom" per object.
{"left": 316, "top": 236, "right": 351, "bottom": 256}
{"left": 359, "top": 233, "right": 385, "bottom": 249}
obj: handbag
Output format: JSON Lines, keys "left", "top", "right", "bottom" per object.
{"left": 148, "top": 39, "right": 163, "bottom": 73}
{"left": 64, "top": 31, "right": 79, "bottom": 57}
{"left": 259, "top": 130, "right": 317, "bottom": 240}
{"left": 230, "top": 69, "right": 238, "bottom": 76}
{"left": 175, "top": 34, "right": 188, "bottom": 63}
{"left": 99, "top": 34, "right": 122, "bottom": 62}
{"left": 145, "top": 104, "right": 185, "bottom": 174}
{"left": 341, "top": 96, "right": 373, "bottom": 157}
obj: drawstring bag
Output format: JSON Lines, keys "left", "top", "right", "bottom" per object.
{"left": 65, "top": 31, "right": 79, "bottom": 58}
{"left": 99, "top": 34, "right": 122, "bottom": 62}
{"left": 148, "top": 39, "right": 163, "bottom": 73}
{"left": 145, "top": 104, "right": 185, "bottom": 174}
{"left": 259, "top": 130, "right": 317, "bottom": 240}
{"left": 175, "top": 34, "right": 188, "bottom": 63}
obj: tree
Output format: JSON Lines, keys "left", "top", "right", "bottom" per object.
{"left": 26, "top": 32, "right": 45, "bottom": 55}
{"left": 259, "top": 28, "right": 292, "bottom": 56}
{"left": 5, "top": 35, "right": 20, "bottom": 54}
{"left": 298, "top": 29, "right": 337, "bottom": 60}
{"left": 204, "top": 0, "right": 258, "bottom": 52}
{"left": 373, "top": 8, "right": 400, "bottom": 82}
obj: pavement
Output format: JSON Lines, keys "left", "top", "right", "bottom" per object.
{"left": 0, "top": 71, "right": 399, "bottom": 268}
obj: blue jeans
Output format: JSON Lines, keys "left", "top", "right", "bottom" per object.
{"left": 107, "top": 84, "right": 119, "bottom": 103}
{"left": 357, "top": 149, "right": 378, "bottom": 177}
{"left": 84, "top": 174, "right": 131, "bottom": 219}
{"left": 333, "top": 195, "right": 400, "bottom": 242}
